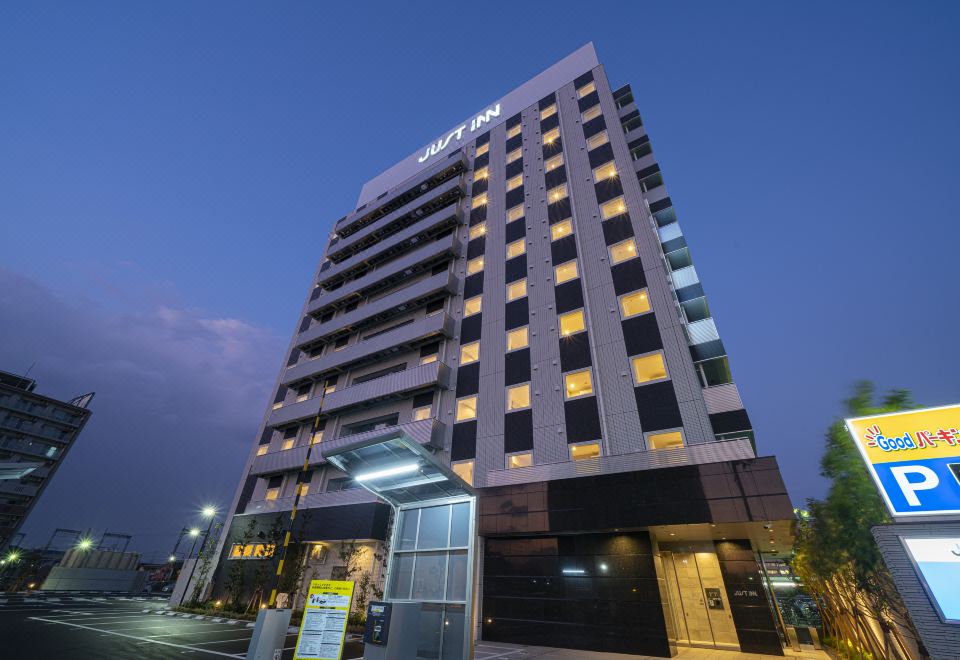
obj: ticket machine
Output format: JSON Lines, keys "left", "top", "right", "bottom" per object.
{"left": 362, "top": 601, "right": 420, "bottom": 660}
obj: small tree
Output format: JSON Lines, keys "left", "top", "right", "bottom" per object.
{"left": 189, "top": 522, "right": 222, "bottom": 605}
{"left": 248, "top": 514, "right": 285, "bottom": 612}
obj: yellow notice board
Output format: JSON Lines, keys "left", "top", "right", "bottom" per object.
{"left": 846, "top": 404, "right": 960, "bottom": 517}
{"left": 293, "top": 580, "right": 355, "bottom": 660}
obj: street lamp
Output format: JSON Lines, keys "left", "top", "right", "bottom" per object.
{"left": 76, "top": 537, "right": 94, "bottom": 551}
{"left": 178, "top": 505, "right": 218, "bottom": 607}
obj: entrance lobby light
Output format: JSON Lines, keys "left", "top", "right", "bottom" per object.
{"left": 355, "top": 463, "right": 419, "bottom": 482}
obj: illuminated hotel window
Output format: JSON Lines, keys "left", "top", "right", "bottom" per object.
{"left": 506, "top": 279, "right": 527, "bottom": 302}
{"left": 547, "top": 183, "right": 568, "bottom": 203}
{"left": 298, "top": 482, "right": 310, "bottom": 498}
{"left": 467, "top": 256, "right": 484, "bottom": 275}
{"left": 593, "top": 161, "right": 618, "bottom": 182}
{"left": 648, "top": 431, "right": 684, "bottom": 450}
{"left": 265, "top": 486, "right": 281, "bottom": 501}
{"left": 587, "top": 130, "right": 609, "bottom": 150}
{"left": 459, "top": 341, "right": 480, "bottom": 365}
{"left": 310, "top": 430, "right": 324, "bottom": 445}
{"left": 463, "top": 295, "right": 482, "bottom": 317}
{"left": 559, "top": 309, "right": 585, "bottom": 336}
{"left": 620, "top": 289, "right": 651, "bottom": 318}
{"left": 412, "top": 405, "right": 432, "bottom": 421}
{"left": 609, "top": 238, "right": 638, "bottom": 264}
{"left": 476, "top": 142, "right": 489, "bottom": 157}
{"left": 600, "top": 196, "right": 627, "bottom": 220}
{"left": 581, "top": 105, "right": 602, "bottom": 122}
{"left": 551, "top": 219, "right": 573, "bottom": 241}
{"left": 506, "top": 238, "right": 525, "bottom": 259}
{"left": 577, "top": 80, "right": 596, "bottom": 98}
{"left": 544, "top": 153, "right": 564, "bottom": 172}
{"left": 631, "top": 352, "right": 669, "bottom": 385}
{"left": 570, "top": 442, "right": 601, "bottom": 461}
{"left": 506, "top": 452, "right": 532, "bottom": 469}
{"left": 506, "top": 384, "right": 531, "bottom": 411}
{"left": 506, "top": 327, "right": 528, "bottom": 351}
{"left": 420, "top": 353, "right": 438, "bottom": 366}
{"left": 506, "top": 123, "right": 522, "bottom": 138}
{"left": 554, "top": 259, "right": 578, "bottom": 284}
{"left": 540, "top": 104, "right": 557, "bottom": 120}
{"left": 474, "top": 166, "right": 488, "bottom": 180}
{"left": 282, "top": 438, "right": 295, "bottom": 451}
{"left": 507, "top": 204, "right": 524, "bottom": 223}
{"left": 230, "top": 543, "right": 276, "bottom": 559}
{"left": 564, "top": 369, "right": 594, "bottom": 399}
{"left": 257, "top": 444, "right": 269, "bottom": 456}
{"left": 452, "top": 460, "right": 474, "bottom": 485}
{"left": 506, "top": 147, "right": 522, "bottom": 164}
{"left": 456, "top": 396, "right": 477, "bottom": 422}
{"left": 543, "top": 128, "right": 560, "bottom": 145}
{"left": 468, "top": 222, "right": 486, "bottom": 240}
{"left": 471, "top": 192, "right": 487, "bottom": 209}
{"left": 324, "top": 381, "right": 337, "bottom": 395}
{"left": 506, "top": 174, "right": 523, "bottom": 191}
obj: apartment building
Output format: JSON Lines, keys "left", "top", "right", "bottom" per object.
{"left": 0, "top": 370, "right": 93, "bottom": 552}
{"left": 211, "top": 44, "right": 795, "bottom": 657}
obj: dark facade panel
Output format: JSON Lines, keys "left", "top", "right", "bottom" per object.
{"left": 554, "top": 281, "right": 584, "bottom": 314}
{"left": 467, "top": 236, "right": 486, "bottom": 259}
{"left": 710, "top": 409, "right": 753, "bottom": 435}
{"left": 633, "top": 382, "right": 683, "bottom": 432}
{"left": 550, "top": 235, "right": 578, "bottom": 265}
{"left": 558, "top": 332, "right": 592, "bottom": 372}
{"left": 505, "top": 219, "right": 526, "bottom": 243}
{"left": 675, "top": 282, "right": 705, "bottom": 303}
{"left": 621, "top": 313, "right": 663, "bottom": 357}
{"left": 503, "top": 409, "right": 534, "bottom": 453}
{"left": 540, "top": 113, "right": 559, "bottom": 132}
{"left": 716, "top": 539, "right": 784, "bottom": 655}
{"left": 505, "top": 298, "right": 529, "bottom": 330}
{"left": 474, "top": 151, "right": 489, "bottom": 170}
{"left": 505, "top": 159, "right": 524, "bottom": 179}
{"left": 611, "top": 258, "right": 647, "bottom": 295}
{"left": 577, "top": 89, "right": 600, "bottom": 112}
{"left": 547, "top": 198, "right": 571, "bottom": 222}
{"left": 505, "top": 254, "right": 527, "bottom": 283}
{"left": 582, "top": 116, "right": 606, "bottom": 138}
{"left": 544, "top": 167, "right": 566, "bottom": 190}
{"left": 461, "top": 314, "right": 482, "bottom": 343}
{"left": 451, "top": 421, "right": 478, "bottom": 460}
{"left": 690, "top": 339, "right": 726, "bottom": 362}
{"left": 601, "top": 215, "right": 635, "bottom": 246}
{"left": 587, "top": 143, "right": 615, "bottom": 169}
{"left": 505, "top": 186, "right": 525, "bottom": 209}
{"left": 594, "top": 178, "right": 624, "bottom": 204}
{"left": 464, "top": 272, "right": 484, "bottom": 298}
{"left": 456, "top": 362, "right": 480, "bottom": 397}
{"left": 564, "top": 396, "right": 602, "bottom": 444}
{"left": 506, "top": 134, "right": 523, "bottom": 153}
{"left": 504, "top": 348, "right": 531, "bottom": 386}
{"left": 649, "top": 197, "right": 673, "bottom": 214}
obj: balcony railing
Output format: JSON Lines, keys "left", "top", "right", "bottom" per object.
{"left": 702, "top": 383, "right": 745, "bottom": 415}
{"left": 283, "top": 312, "right": 455, "bottom": 387}
{"left": 244, "top": 487, "right": 378, "bottom": 515}
{"left": 329, "top": 177, "right": 465, "bottom": 261}
{"left": 298, "top": 270, "right": 458, "bottom": 348}
{"left": 322, "top": 361, "right": 450, "bottom": 415}
{"left": 266, "top": 396, "right": 322, "bottom": 428}
{"left": 318, "top": 202, "right": 461, "bottom": 288}
{"left": 686, "top": 318, "right": 720, "bottom": 345}
{"left": 309, "top": 234, "right": 461, "bottom": 315}
{"left": 318, "top": 417, "right": 444, "bottom": 462}
{"left": 249, "top": 444, "right": 311, "bottom": 477}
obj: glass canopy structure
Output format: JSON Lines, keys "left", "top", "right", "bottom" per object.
{"left": 325, "top": 430, "right": 476, "bottom": 660}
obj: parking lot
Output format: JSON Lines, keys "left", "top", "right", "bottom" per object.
{"left": 0, "top": 593, "right": 364, "bottom": 659}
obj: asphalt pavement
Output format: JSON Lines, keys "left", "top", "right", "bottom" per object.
{"left": 0, "top": 592, "right": 363, "bottom": 659}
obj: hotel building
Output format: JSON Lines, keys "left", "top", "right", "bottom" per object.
{"left": 211, "top": 44, "right": 795, "bottom": 657}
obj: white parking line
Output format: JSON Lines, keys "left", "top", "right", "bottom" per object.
{"left": 187, "top": 636, "right": 254, "bottom": 646}
{"left": 28, "top": 617, "right": 240, "bottom": 657}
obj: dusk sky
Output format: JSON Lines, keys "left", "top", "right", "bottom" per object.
{"left": 2, "top": 2, "right": 958, "bottom": 558}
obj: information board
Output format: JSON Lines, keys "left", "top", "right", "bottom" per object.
{"left": 846, "top": 404, "right": 960, "bottom": 517}
{"left": 293, "top": 580, "right": 354, "bottom": 660}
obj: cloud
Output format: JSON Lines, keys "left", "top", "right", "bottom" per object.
{"left": 0, "top": 267, "right": 285, "bottom": 557}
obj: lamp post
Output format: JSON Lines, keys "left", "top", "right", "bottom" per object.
{"left": 178, "top": 506, "right": 217, "bottom": 607}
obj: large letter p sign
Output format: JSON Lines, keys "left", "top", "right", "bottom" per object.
{"left": 890, "top": 465, "right": 940, "bottom": 506}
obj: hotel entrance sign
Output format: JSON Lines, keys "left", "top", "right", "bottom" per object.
{"left": 846, "top": 404, "right": 960, "bottom": 518}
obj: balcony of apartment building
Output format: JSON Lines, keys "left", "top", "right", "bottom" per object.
{"left": 326, "top": 168, "right": 465, "bottom": 264}
{"left": 243, "top": 486, "right": 378, "bottom": 515}
{"left": 317, "top": 201, "right": 461, "bottom": 288}
{"left": 332, "top": 152, "right": 465, "bottom": 239}
{"left": 298, "top": 269, "right": 459, "bottom": 348}
{"left": 0, "top": 394, "right": 85, "bottom": 428}
{"left": 308, "top": 232, "right": 462, "bottom": 317}
{"left": 322, "top": 360, "right": 450, "bottom": 415}
{"left": 0, "top": 414, "right": 72, "bottom": 445}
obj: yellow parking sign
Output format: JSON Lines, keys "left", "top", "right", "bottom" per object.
{"left": 293, "top": 580, "right": 354, "bottom": 660}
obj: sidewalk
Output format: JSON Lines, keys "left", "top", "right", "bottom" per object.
{"left": 474, "top": 641, "right": 831, "bottom": 660}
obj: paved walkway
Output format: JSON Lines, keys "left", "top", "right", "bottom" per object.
{"left": 475, "top": 641, "right": 831, "bottom": 660}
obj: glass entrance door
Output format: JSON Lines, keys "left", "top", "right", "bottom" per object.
{"left": 661, "top": 548, "right": 739, "bottom": 650}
